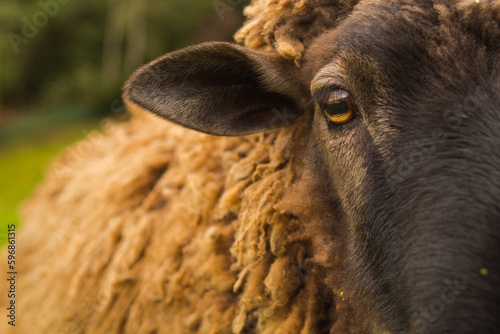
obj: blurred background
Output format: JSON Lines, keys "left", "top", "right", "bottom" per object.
{"left": 0, "top": 0, "right": 248, "bottom": 245}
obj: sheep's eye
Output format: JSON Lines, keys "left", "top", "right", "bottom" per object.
{"left": 321, "top": 90, "right": 357, "bottom": 125}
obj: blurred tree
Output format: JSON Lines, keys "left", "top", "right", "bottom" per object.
{"left": 101, "top": 0, "right": 127, "bottom": 86}
{"left": 0, "top": 0, "right": 247, "bottom": 119}
{"left": 124, "top": 0, "right": 148, "bottom": 75}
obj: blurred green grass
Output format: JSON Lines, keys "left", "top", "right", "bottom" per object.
{"left": 0, "top": 106, "right": 103, "bottom": 247}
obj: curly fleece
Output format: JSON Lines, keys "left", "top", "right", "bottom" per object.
{"left": 235, "top": 0, "right": 358, "bottom": 65}
{"left": 0, "top": 101, "right": 355, "bottom": 333}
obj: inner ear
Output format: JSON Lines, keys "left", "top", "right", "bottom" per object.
{"left": 123, "top": 42, "right": 304, "bottom": 136}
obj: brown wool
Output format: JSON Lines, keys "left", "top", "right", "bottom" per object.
{"left": 235, "top": 0, "right": 358, "bottom": 65}
{"left": 0, "top": 100, "right": 346, "bottom": 333}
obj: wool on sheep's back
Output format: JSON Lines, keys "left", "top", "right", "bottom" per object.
{"left": 0, "top": 112, "right": 241, "bottom": 333}
{"left": 0, "top": 108, "right": 348, "bottom": 333}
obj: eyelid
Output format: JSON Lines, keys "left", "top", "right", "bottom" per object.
{"left": 326, "top": 90, "right": 349, "bottom": 101}
{"left": 310, "top": 62, "right": 347, "bottom": 96}
{"left": 312, "top": 86, "right": 350, "bottom": 106}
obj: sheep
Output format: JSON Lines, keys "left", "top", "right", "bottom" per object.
{"left": 2, "top": 0, "right": 500, "bottom": 333}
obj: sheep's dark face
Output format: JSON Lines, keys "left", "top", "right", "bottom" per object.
{"left": 301, "top": 1, "right": 500, "bottom": 332}
{"left": 124, "top": 0, "right": 500, "bottom": 332}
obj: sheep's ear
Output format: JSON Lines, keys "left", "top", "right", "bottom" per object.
{"left": 123, "top": 42, "right": 303, "bottom": 136}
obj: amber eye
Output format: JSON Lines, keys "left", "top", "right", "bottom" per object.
{"left": 321, "top": 89, "right": 357, "bottom": 125}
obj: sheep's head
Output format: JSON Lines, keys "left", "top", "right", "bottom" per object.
{"left": 123, "top": 0, "right": 500, "bottom": 332}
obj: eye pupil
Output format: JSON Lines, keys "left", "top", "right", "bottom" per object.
{"left": 324, "top": 101, "right": 349, "bottom": 117}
